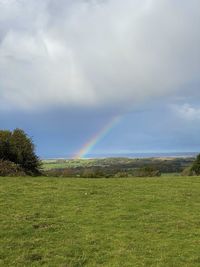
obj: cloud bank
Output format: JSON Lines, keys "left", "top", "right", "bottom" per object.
{"left": 0, "top": 0, "right": 200, "bottom": 110}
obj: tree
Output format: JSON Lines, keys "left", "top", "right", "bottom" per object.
{"left": 0, "top": 130, "right": 12, "bottom": 160}
{"left": 0, "top": 129, "right": 41, "bottom": 175}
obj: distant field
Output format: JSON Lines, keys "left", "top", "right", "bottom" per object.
{"left": 41, "top": 157, "right": 194, "bottom": 172}
{"left": 41, "top": 158, "right": 137, "bottom": 170}
{"left": 42, "top": 159, "right": 100, "bottom": 170}
{"left": 1, "top": 176, "right": 200, "bottom": 266}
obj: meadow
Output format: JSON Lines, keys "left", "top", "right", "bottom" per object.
{"left": 1, "top": 176, "right": 200, "bottom": 266}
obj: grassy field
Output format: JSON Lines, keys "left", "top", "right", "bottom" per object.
{"left": 1, "top": 176, "right": 200, "bottom": 266}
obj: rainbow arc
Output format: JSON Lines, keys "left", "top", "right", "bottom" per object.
{"left": 73, "top": 115, "right": 121, "bottom": 159}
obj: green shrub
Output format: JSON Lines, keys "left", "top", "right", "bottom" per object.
{"left": 190, "top": 154, "right": 200, "bottom": 175}
{"left": 44, "top": 168, "right": 77, "bottom": 177}
{"left": 0, "top": 160, "right": 26, "bottom": 176}
{"left": 81, "top": 168, "right": 105, "bottom": 178}
{"left": 114, "top": 172, "right": 129, "bottom": 178}
{"left": 134, "top": 166, "right": 161, "bottom": 177}
{"left": 181, "top": 166, "right": 194, "bottom": 176}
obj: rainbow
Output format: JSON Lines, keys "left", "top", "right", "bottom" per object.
{"left": 74, "top": 115, "right": 121, "bottom": 159}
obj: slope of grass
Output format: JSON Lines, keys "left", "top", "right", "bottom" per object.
{"left": 1, "top": 176, "right": 200, "bottom": 266}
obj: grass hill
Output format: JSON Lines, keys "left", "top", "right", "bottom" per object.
{"left": 1, "top": 175, "right": 200, "bottom": 266}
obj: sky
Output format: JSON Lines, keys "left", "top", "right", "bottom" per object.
{"left": 0, "top": 0, "right": 200, "bottom": 158}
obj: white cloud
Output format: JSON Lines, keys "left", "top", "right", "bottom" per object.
{"left": 173, "top": 104, "right": 200, "bottom": 120}
{"left": 0, "top": 0, "right": 200, "bottom": 110}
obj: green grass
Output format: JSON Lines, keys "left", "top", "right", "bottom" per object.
{"left": 1, "top": 176, "right": 200, "bottom": 266}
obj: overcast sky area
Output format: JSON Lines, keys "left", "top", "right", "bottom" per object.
{"left": 0, "top": 0, "right": 200, "bottom": 158}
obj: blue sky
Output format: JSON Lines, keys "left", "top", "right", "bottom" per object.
{"left": 0, "top": 0, "right": 200, "bottom": 158}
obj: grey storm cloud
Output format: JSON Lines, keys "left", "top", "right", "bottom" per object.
{"left": 0, "top": 0, "right": 200, "bottom": 110}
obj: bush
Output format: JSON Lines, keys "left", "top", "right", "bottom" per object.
{"left": 114, "top": 172, "right": 130, "bottom": 178}
{"left": 44, "top": 168, "right": 77, "bottom": 177}
{"left": 183, "top": 154, "right": 200, "bottom": 176}
{"left": 81, "top": 168, "right": 105, "bottom": 178}
{"left": 190, "top": 154, "right": 200, "bottom": 175}
{"left": 181, "top": 166, "right": 194, "bottom": 176}
{"left": 0, "top": 160, "right": 26, "bottom": 176}
{"left": 134, "top": 166, "right": 161, "bottom": 177}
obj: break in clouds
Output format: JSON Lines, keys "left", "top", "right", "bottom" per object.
{"left": 0, "top": 0, "right": 200, "bottom": 110}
